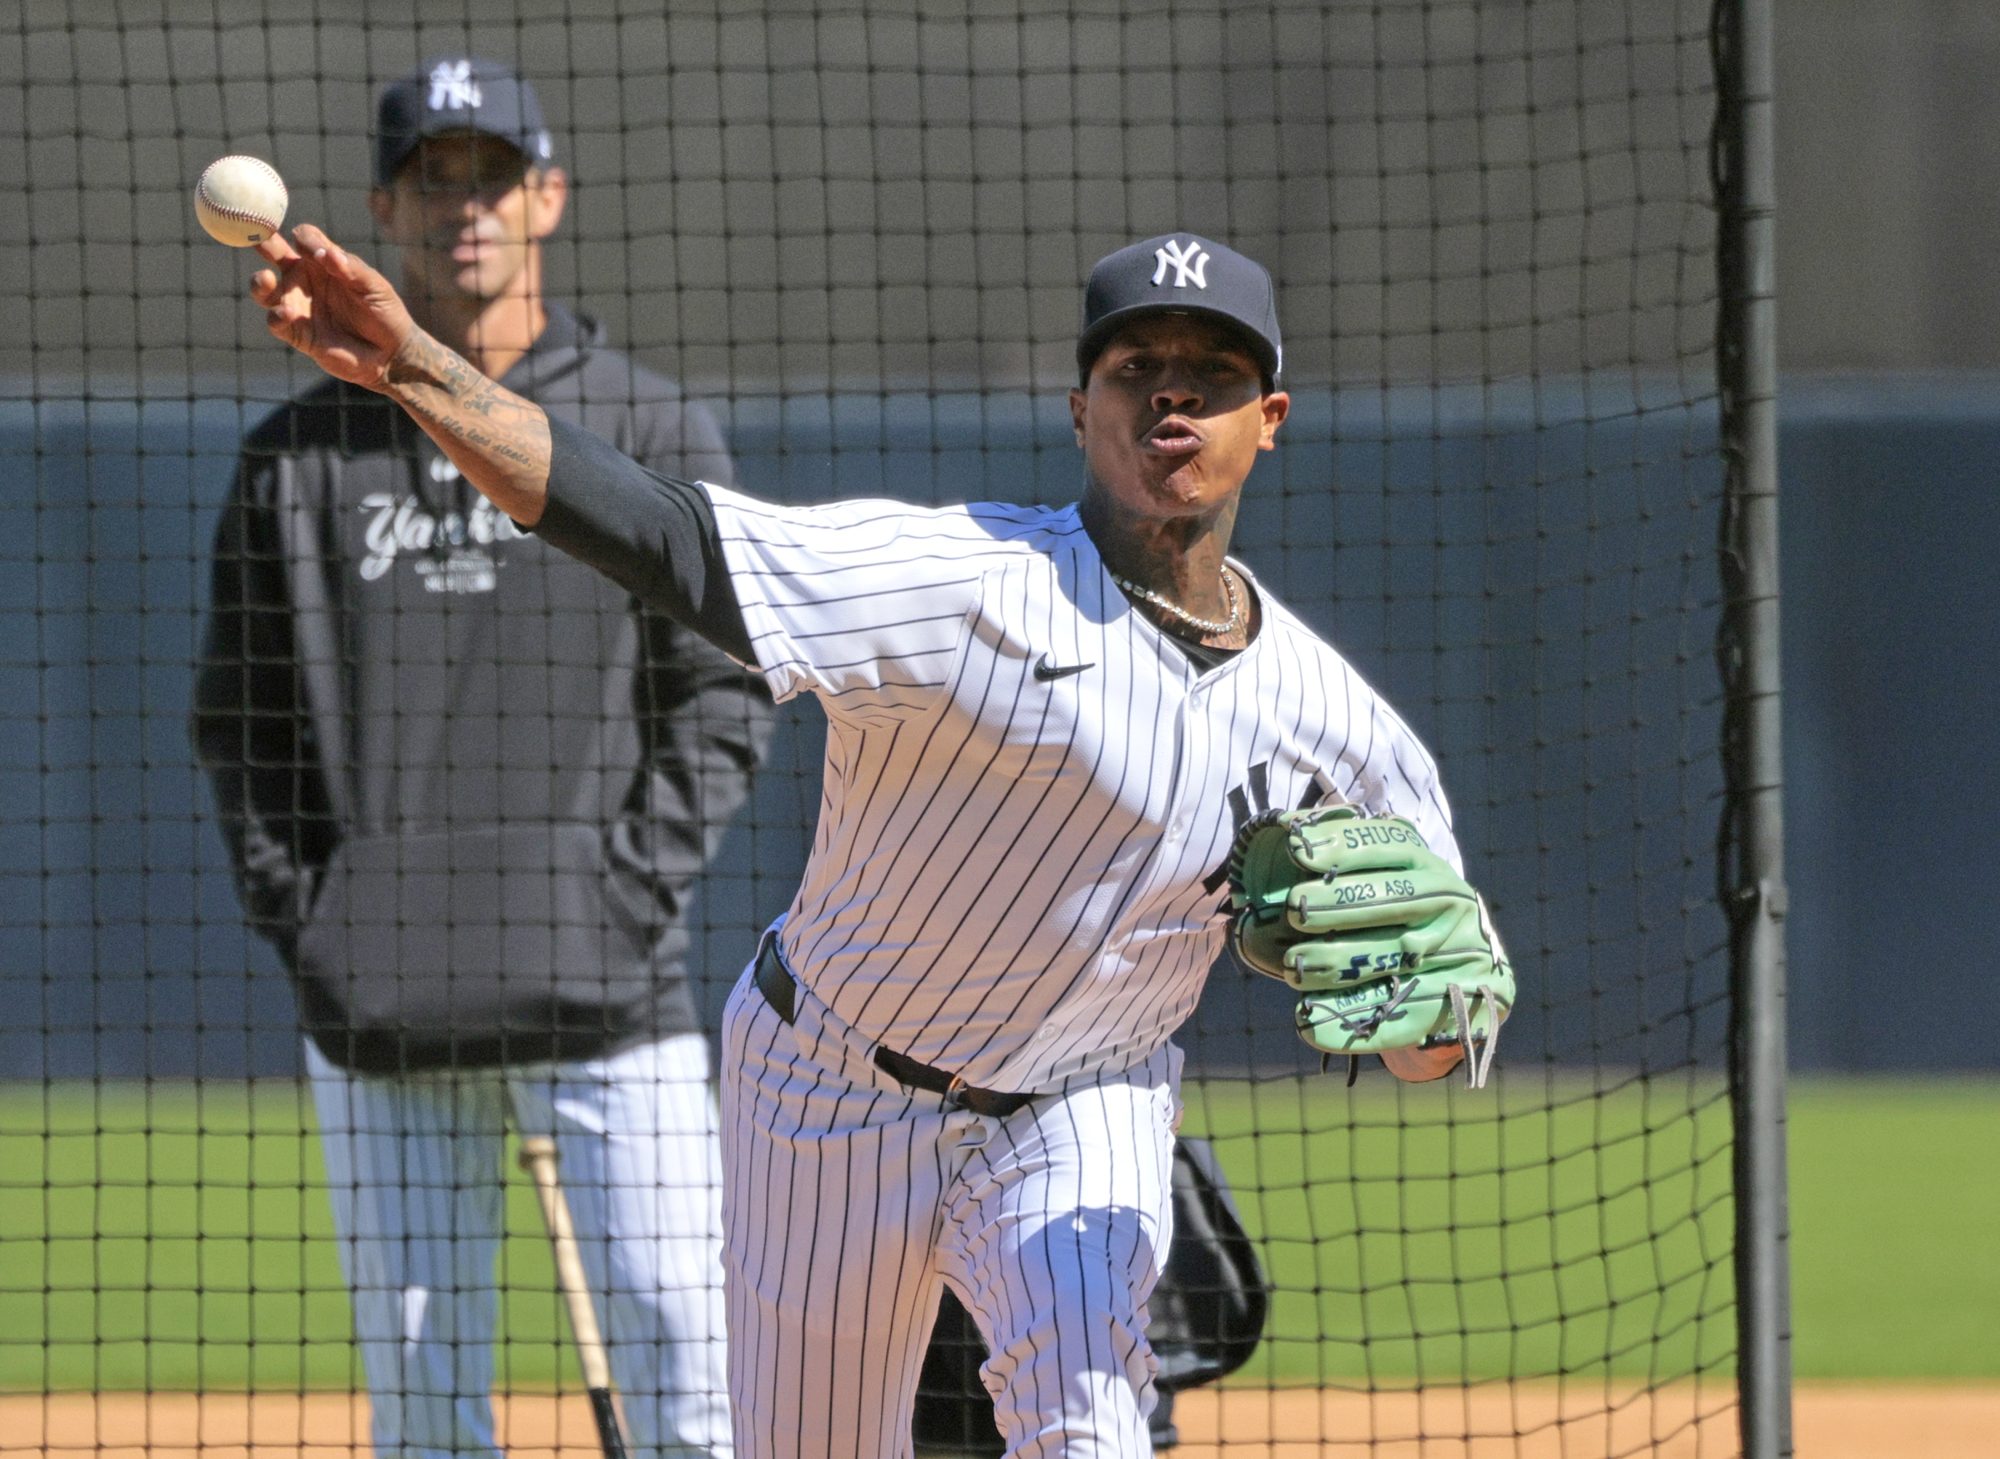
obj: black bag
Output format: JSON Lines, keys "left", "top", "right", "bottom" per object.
{"left": 911, "top": 1135, "right": 1269, "bottom": 1455}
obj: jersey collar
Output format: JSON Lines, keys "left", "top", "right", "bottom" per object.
{"left": 1070, "top": 513, "right": 1268, "bottom": 676}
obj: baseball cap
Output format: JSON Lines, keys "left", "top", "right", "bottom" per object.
{"left": 1076, "top": 233, "right": 1283, "bottom": 385}
{"left": 374, "top": 57, "right": 556, "bottom": 187}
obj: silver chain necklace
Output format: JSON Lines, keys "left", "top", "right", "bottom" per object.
{"left": 1109, "top": 565, "right": 1242, "bottom": 638}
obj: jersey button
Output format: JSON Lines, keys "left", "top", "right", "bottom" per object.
{"left": 1034, "top": 1024, "right": 1058, "bottom": 1042}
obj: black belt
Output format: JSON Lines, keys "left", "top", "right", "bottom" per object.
{"left": 753, "top": 938, "right": 1037, "bottom": 1119}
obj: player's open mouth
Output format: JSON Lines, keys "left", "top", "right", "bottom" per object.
{"left": 1145, "top": 418, "right": 1204, "bottom": 453}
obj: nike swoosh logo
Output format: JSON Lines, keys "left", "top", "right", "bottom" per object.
{"left": 1033, "top": 654, "right": 1094, "bottom": 682}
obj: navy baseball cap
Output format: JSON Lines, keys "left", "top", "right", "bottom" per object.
{"left": 1077, "top": 233, "right": 1283, "bottom": 385}
{"left": 374, "top": 57, "right": 556, "bottom": 187}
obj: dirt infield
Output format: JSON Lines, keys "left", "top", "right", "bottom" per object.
{"left": 5, "top": 1384, "right": 1996, "bottom": 1457}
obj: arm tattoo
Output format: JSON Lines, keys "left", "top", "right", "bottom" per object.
{"left": 382, "top": 330, "right": 552, "bottom": 516}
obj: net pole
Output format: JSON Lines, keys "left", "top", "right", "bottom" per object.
{"left": 1713, "top": 0, "right": 1793, "bottom": 1454}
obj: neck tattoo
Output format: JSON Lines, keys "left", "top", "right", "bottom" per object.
{"left": 1109, "top": 565, "right": 1243, "bottom": 638}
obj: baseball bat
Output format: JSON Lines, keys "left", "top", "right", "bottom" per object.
{"left": 516, "top": 1135, "right": 631, "bottom": 1459}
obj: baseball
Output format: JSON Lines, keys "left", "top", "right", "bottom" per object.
{"left": 193, "top": 154, "right": 288, "bottom": 248}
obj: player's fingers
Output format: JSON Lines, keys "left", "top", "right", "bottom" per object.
{"left": 248, "top": 263, "right": 297, "bottom": 307}
{"left": 330, "top": 242, "right": 373, "bottom": 283}
{"left": 332, "top": 248, "right": 389, "bottom": 299}
{"left": 291, "top": 224, "right": 401, "bottom": 315}
{"left": 290, "top": 221, "right": 335, "bottom": 254}
{"left": 254, "top": 232, "right": 302, "bottom": 267}
{"left": 255, "top": 267, "right": 310, "bottom": 322}
{"left": 250, "top": 236, "right": 315, "bottom": 297}
{"left": 290, "top": 223, "right": 373, "bottom": 282}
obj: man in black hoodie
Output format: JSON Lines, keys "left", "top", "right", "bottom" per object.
{"left": 193, "top": 59, "right": 770, "bottom": 1459}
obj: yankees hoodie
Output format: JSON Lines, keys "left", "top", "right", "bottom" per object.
{"left": 193, "top": 307, "right": 773, "bottom": 1073}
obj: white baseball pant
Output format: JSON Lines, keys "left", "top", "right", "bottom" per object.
{"left": 718, "top": 964, "right": 1180, "bottom": 1459}
{"left": 305, "top": 1031, "right": 732, "bottom": 1459}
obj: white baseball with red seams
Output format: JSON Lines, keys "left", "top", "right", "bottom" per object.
{"left": 193, "top": 154, "right": 288, "bottom": 247}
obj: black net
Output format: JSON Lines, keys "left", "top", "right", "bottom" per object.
{"left": 2, "top": 1, "right": 1743, "bottom": 1454}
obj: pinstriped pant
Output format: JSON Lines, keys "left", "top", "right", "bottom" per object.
{"left": 719, "top": 968, "right": 1179, "bottom": 1459}
{"left": 306, "top": 1034, "right": 732, "bottom": 1459}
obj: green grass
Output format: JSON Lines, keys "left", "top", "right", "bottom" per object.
{"left": 0, "top": 1082, "right": 576, "bottom": 1392}
{"left": 1782, "top": 1078, "right": 2000, "bottom": 1380}
{"left": 1, "top": 1074, "right": 1994, "bottom": 1392}
{"left": 1181, "top": 1073, "right": 1741, "bottom": 1385}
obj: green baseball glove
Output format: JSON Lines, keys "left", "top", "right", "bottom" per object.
{"left": 1227, "top": 804, "right": 1514, "bottom": 1086}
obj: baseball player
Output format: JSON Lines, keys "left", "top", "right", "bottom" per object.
{"left": 193, "top": 59, "right": 771, "bottom": 1459}
{"left": 240, "top": 220, "right": 1511, "bottom": 1457}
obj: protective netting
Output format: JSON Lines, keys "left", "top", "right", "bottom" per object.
{"left": 1, "top": 1, "right": 1746, "bottom": 1454}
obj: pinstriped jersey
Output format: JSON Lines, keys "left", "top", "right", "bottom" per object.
{"left": 707, "top": 486, "right": 1462, "bottom": 1092}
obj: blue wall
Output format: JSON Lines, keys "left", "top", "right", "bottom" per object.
{"left": 1774, "top": 378, "right": 2000, "bottom": 1071}
{"left": 0, "top": 378, "right": 1985, "bottom": 1077}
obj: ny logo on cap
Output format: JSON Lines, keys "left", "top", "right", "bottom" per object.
{"left": 1152, "top": 238, "right": 1210, "bottom": 290}
{"left": 428, "top": 60, "right": 482, "bottom": 112}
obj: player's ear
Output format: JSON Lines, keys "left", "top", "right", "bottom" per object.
{"left": 1258, "top": 389, "right": 1290, "bottom": 450}
{"left": 366, "top": 186, "right": 395, "bottom": 232}
{"left": 1069, "top": 386, "right": 1088, "bottom": 447}
{"left": 526, "top": 166, "right": 568, "bottom": 240}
